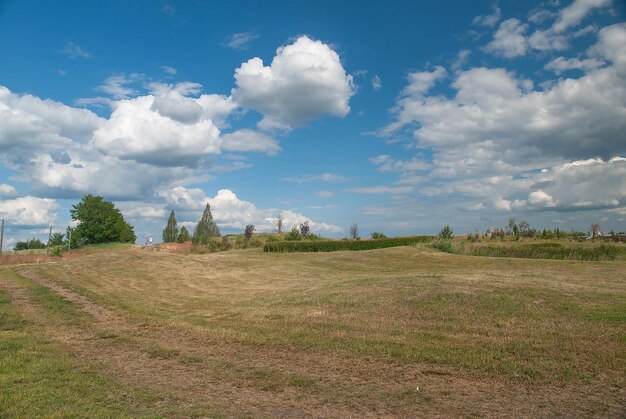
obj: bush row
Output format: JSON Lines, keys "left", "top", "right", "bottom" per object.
{"left": 431, "top": 241, "right": 626, "bottom": 261}
{"left": 263, "top": 236, "right": 434, "bottom": 253}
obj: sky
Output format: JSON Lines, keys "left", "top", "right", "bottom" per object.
{"left": 0, "top": 0, "right": 625, "bottom": 248}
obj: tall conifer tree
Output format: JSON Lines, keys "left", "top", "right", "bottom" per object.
{"left": 162, "top": 210, "right": 178, "bottom": 242}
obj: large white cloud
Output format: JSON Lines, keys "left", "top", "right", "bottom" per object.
{"left": 0, "top": 86, "right": 103, "bottom": 159}
{"left": 232, "top": 35, "right": 355, "bottom": 130}
{"left": 159, "top": 186, "right": 342, "bottom": 233}
{"left": 0, "top": 196, "right": 59, "bottom": 226}
{"left": 485, "top": 19, "right": 529, "bottom": 58}
{"left": 92, "top": 94, "right": 224, "bottom": 167}
{"left": 381, "top": 23, "right": 626, "bottom": 215}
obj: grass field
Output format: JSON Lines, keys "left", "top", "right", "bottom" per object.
{"left": 1, "top": 243, "right": 624, "bottom": 416}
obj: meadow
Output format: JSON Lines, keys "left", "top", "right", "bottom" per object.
{"left": 1, "top": 242, "right": 624, "bottom": 417}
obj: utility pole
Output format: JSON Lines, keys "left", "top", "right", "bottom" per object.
{"left": 46, "top": 226, "right": 52, "bottom": 255}
{"left": 0, "top": 219, "right": 4, "bottom": 257}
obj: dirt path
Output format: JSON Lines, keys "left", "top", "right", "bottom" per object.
{"left": 4, "top": 267, "right": 623, "bottom": 417}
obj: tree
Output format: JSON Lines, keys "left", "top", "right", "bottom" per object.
{"left": 14, "top": 238, "right": 46, "bottom": 251}
{"left": 438, "top": 225, "right": 454, "bottom": 240}
{"left": 177, "top": 226, "right": 191, "bottom": 243}
{"left": 371, "top": 232, "right": 387, "bottom": 239}
{"left": 590, "top": 223, "right": 601, "bottom": 239}
{"left": 49, "top": 233, "right": 65, "bottom": 247}
{"left": 277, "top": 214, "right": 283, "bottom": 234}
{"left": 70, "top": 194, "right": 136, "bottom": 245}
{"left": 162, "top": 210, "right": 179, "bottom": 242}
{"left": 507, "top": 217, "right": 516, "bottom": 235}
{"left": 192, "top": 203, "right": 220, "bottom": 245}
{"left": 350, "top": 223, "right": 359, "bottom": 240}
{"left": 244, "top": 224, "right": 255, "bottom": 239}
{"left": 519, "top": 219, "right": 529, "bottom": 235}
{"left": 285, "top": 226, "right": 301, "bottom": 241}
{"left": 299, "top": 221, "right": 310, "bottom": 236}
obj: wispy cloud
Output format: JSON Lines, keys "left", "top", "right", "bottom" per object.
{"left": 62, "top": 42, "right": 92, "bottom": 59}
{"left": 281, "top": 173, "right": 347, "bottom": 183}
{"left": 161, "top": 65, "right": 177, "bottom": 75}
{"left": 224, "top": 31, "right": 259, "bottom": 50}
{"left": 371, "top": 75, "right": 382, "bottom": 91}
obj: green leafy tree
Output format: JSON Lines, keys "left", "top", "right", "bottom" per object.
{"left": 192, "top": 203, "right": 220, "bottom": 245}
{"left": 177, "top": 226, "right": 191, "bottom": 243}
{"left": 285, "top": 226, "right": 302, "bottom": 241}
{"left": 70, "top": 194, "right": 136, "bottom": 244}
{"left": 438, "top": 225, "right": 454, "bottom": 240}
{"left": 162, "top": 210, "right": 179, "bottom": 242}
{"left": 14, "top": 238, "right": 46, "bottom": 251}
{"left": 49, "top": 233, "right": 65, "bottom": 247}
{"left": 371, "top": 232, "right": 387, "bottom": 239}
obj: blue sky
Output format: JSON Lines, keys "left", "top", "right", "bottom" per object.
{"left": 0, "top": 0, "right": 625, "bottom": 247}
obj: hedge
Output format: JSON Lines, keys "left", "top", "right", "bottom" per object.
{"left": 263, "top": 236, "right": 434, "bottom": 253}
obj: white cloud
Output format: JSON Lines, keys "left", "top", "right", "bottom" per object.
{"left": 62, "top": 42, "right": 92, "bottom": 59}
{"left": 528, "top": 190, "right": 557, "bottom": 207}
{"left": 451, "top": 49, "right": 471, "bottom": 73}
{"left": 0, "top": 86, "right": 104, "bottom": 159}
{"left": 92, "top": 95, "right": 222, "bottom": 167}
{"left": 96, "top": 74, "right": 144, "bottom": 99}
{"left": 552, "top": 0, "right": 613, "bottom": 33}
{"left": 0, "top": 183, "right": 17, "bottom": 198}
{"left": 346, "top": 186, "right": 414, "bottom": 195}
{"left": 370, "top": 155, "right": 430, "bottom": 173}
{"left": 485, "top": 19, "right": 529, "bottom": 58}
{"left": 281, "top": 173, "right": 347, "bottom": 183}
{"left": 161, "top": 66, "right": 177, "bottom": 75}
{"left": 224, "top": 32, "right": 259, "bottom": 50}
{"left": 232, "top": 35, "right": 355, "bottom": 130}
{"left": 473, "top": 2, "right": 502, "bottom": 27}
{"left": 315, "top": 190, "right": 335, "bottom": 199}
{"left": 0, "top": 196, "right": 59, "bottom": 226}
{"left": 545, "top": 56, "right": 605, "bottom": 74}
{"left": 221, "top": 129, "right": 280, "bottom": 155}
{"left": 372, "top": 75, "right": 382, "bottom": 91}
{"left": 116, "top": 201, "right": 167, "bottom": 219}
{"left": 159, "top": 187, "right": 342, "bottom": 233}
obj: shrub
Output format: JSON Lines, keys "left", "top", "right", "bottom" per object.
{"left": 264, "top": 236, "right": 433, "bottom": 252}
{"left": 437, "top": 225, "right": 454, "bottom": 240}
{"left": 285, "top": 226, "right": 302, "bottom": 241}
{"left": 50, "top": 245, "right": 65, "bottom": 257}
{"left": 371, "top": 232, "right": 387, "bottom": 239}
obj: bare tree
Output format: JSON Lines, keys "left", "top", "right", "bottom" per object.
{"left": 299, "top": 221, "right": 310, "bottom": 236}
{"left": 590, "top": 223, "right": 601, "bottom": 239}
{"left": 350, "top": 223, "right": 359, "bottom": 240}
{"left": 244, "top": 224, "right": 255, "bottom": 239}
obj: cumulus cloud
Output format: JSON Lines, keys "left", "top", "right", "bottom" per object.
{"left": 0, "top": 86, "right": 104, "bottom": 159}
{"left": 0, "top": 184, "right": 17, "bottom": 198}
{"left": 221, "top": 129, "right": 280, "bottom": 155}
{"left": 0, "top": 196, "right": 59, "bottom": 226}
{"left": 544, "top": 56, "right": 605, "bottom": 73}
{"left": 232, "top": 35, "right": 355, "bottom": 130}
{"left": 159, "top": 187, "right": 342, "bottom": 233}
{"left": 552, "top": 0, "right": 613, "bottom": 33}
{"left": 381, "top": 23, "right": 626, "bottom": 215}
{"left": 92, "top": 95, "right": 222, "bottom": 167}
{"left": 473, "top": 2, "right": 502, "bottom": 27}
{"left": 485, "top": 19, "right": 529, "bottom": 58}
{"left": 96, "top": 73, "right": 143, "bottom": 99}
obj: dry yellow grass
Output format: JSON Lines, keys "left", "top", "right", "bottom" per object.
{"left": 1, "top": 244, "right": 625, "bottom": 416}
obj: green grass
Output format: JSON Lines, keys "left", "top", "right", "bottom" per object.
{"left": 0, "top": 270, "right": 215, "bottom": 418}
{"left": 264, "top": 235, "right": 434, "bottom": 252}
{"left": 432, "top": 240, "right": 626, "bottom": 261}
